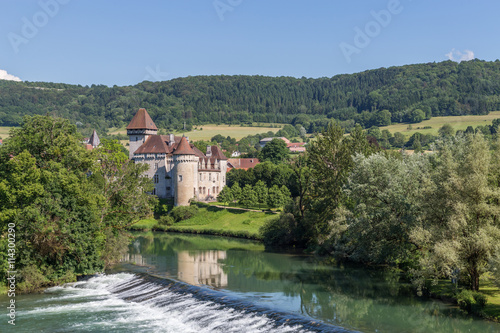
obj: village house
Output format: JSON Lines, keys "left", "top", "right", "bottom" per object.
{"left": 127, "top": 108, "right": 227, "bottom": 206}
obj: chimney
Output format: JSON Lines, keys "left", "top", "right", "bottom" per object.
{"left": 169, "top": 134, "right": 174, "bottom": 146}
{"left": 206, "top": 146, "right": 212, "bottom": 157}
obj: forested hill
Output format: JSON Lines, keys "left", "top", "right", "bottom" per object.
{"left": 2, "top": 59, "right": 500, "bottom": 134}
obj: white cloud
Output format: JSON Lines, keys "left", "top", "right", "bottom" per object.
{"left": 445, "top": 49, "right": 475, "bottom": 62}
{"left": 0, "top": 69, "right": 21, "bottom": 82}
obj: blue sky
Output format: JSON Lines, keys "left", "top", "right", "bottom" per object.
{"left": 1, "top": 0, "right": 499, "bottom": 86}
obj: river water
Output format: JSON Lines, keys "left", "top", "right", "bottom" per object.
{"left": 2, "top": 232, "right": 500, "bottom": 332}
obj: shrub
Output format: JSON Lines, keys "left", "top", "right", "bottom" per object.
{"left": 457, "top": 290, "right": 487, "bottom": 315}
{"left": 18, "top": 265, "right": 49, "bottom": 293}
{"left": 159, "top": 215, "right": 175, "bottom": 226}
{"left": 170, "top": 205, "right": 199, "bottom": 222}
{"left": 260, "top": 213, "right": 296, "bottom": 247}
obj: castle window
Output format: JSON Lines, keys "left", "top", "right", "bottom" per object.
{"left": 154, "top": 175, "right": 159, "bottom": 184}
{"left": 199, "top": 173, "right": 202, "bottom": 181}
{"left": 179, "top": 175, "right": 183, "bottom": 182}
{"left": 209, "top": 173, "right": 211, "bottom": 181}
{"left": 154, "top": 163, "right": 159, "bottom": 170}
{"left": 213, "top": 186, "right": 215, "bottom": 194}
{"left": 199, "top": 187, "right": 202, "bottom": 194}
{"left": 136, "top": 136, "right": 139, "bottom": 141}
{"left": 152, "top": 188, "right": 156, "bottom": 195}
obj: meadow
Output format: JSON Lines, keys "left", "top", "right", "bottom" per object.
{"left": 0, "top": 126, "right": 13, "bottom": 139}
{"left": 109, "top": 123, "right": 282, "bottom": 141}
{"left": 129, "top": 204, "right": 277, "bottom": 240}
{"left": 381, "top": 111, "right": 500, "bottom": 138}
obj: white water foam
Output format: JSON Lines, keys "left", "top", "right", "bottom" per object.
{"left": 14, "top": 274, "right": 339, "bottom": 333}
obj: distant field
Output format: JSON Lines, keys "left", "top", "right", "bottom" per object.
{"left": 0, "top": 126, "right": 13, "bottom": 139}
{"left": 110, "top": 124, "right": 282, "bottom": 141}
{"left": 381, "top": 111, "right": 500, "bottom": 138}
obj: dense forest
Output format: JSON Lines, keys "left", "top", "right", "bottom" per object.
{"left": 2, "top": 59, "right": 500, "bottom": 134}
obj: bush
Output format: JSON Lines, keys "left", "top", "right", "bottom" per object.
{"left": 170, "top": 205, "right": 199, "bottom": 222}
{"left": 457, "top": 290, "right": 487, "bottom": 315}
{"left": 259, "top": 213, "right": 296, "bottom": 247}
{"left": 159, "top": 215, "right": 175, "bottom": 226}
{"left": 18, "top": 265, "right": 49, "bottom": 293}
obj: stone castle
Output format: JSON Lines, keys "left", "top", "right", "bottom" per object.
{"left": 127, "top": 108, "right": 227, "bottom": 206}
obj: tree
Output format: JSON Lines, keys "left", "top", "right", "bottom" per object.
{"left": 390, "top": 132, "right": 406, "bottom": 148}
{"left": 408, "top": 109, "right": 425, "bottom": 123}
{"left": 231, "top": 182, "right": 242, "bottom": 202}
{"left": 254, "top": 180, "right": 268, "bottom": 209}
{"left": 259, "top": 138, "right": 289, "bottom": 164}
{"left": 438, "top": 123, "right": 455, "bottom": 137}
{"left": 90, "top": 139, "right": 157, "bottom": 230}
{"left": 304, "top": 124, "right": 377, "bottom": 245}
{"left": 239, "top": 184, "right": 257, "bottom": 208}
{"left": 419, "top": 134, "right": 500, "bottom": 291}
{"left": 339, "top": 152, "right": 429, "bottom": 264}
{"left": 373, "top": 109, "right": 391, "bottom": 126}
{"left": 0, "top": 116, "right": 156, "bottom": 291}
{"left": 217, "top": 186, "right": 233, "bottom": 206}
{"left": 267, "top": 185, "right": 285, "bottom": 209}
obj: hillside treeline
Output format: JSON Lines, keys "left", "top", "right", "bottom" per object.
{"left": 2, "top": 59, "right": 500, "bottom": 134}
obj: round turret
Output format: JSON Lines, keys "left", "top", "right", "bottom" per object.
{"left": 173, "top": 137, "right": 198, "bottom": 206}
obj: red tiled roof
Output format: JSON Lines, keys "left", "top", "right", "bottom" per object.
{"left": 286, "top": 142, "right": 305, "bottom": 148}
{"left": 210, "top": 145, "right": 228, "bottom": 160}
{"left": 227, "top": 158, "right": 260, "bottom": 170}
{"left": 134, "top": 135, "right": 170, "bottom": 154}
{"left": 126, "top": 108, "right": 158, "bottom": 130}
{"left": 173, "top": 136, "right": 196, "bottom": 155}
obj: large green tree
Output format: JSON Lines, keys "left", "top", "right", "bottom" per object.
{"left": 0, "top": 116, "right": 156, "bottom": 291}
{"left": 418, "top": 134, "right": 500, "bottom": 291}
{"left": 259, "top": 138, "right": 289, "bottom": 164}
{"left": 338, "top": 152, "right": 429, "bottom": 265}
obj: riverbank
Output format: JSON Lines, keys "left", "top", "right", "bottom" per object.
{"left": 427, "top": 277, "right": 500, "bottom": 322}
{"left": 128, "top": 204, "right": 277, "bottom": 240}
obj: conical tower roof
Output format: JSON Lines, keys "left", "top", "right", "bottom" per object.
{"left": 126, "top": 108, "right": 158, "bottom": 130}
{"left": 173, "top": 136, "right": 196, "bottom": 155}
{"left": 88, "top": 129, "right": 100, "bottom": 147}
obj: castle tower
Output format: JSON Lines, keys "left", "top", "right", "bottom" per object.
{"left": 173, "top": 136, "right": 198, "bottom": 206}
{"left": 126, "top": 108, "right": 158, "bottom": 160}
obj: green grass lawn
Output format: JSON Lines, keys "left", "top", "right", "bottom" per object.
{"left": 429, "top": 276, "right": 500, "bottom": 321}
{"left": 129, "top": 205, "right": 277, "bottom": 239}
{"left": 480, "top": 278, "right": 500, "bottom": 321}
{"left": 380, "top": 111, "right": 500, "bottom": 138}
{"left": 109, "top": 124, "right": 281, "bottom": 141}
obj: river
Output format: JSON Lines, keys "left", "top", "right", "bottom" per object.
{"left": 1, "top": 232, "right": 500, "bottom": 332}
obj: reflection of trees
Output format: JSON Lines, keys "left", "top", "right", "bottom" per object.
{"left": 124, "top": 233, "right": 499, "bottom": 333}
{"left": 221, "top": 252, "right": 497, "bottom": 333}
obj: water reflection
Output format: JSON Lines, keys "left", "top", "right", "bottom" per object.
{"left": 119, "top": 232, "right": 500, "bottom": 333}
{"left": 178, "top": 251, "right": 228, "bottom": 287}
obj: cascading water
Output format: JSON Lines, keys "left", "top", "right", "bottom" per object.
{"left": 11, "top": 273, "right": 350, "bottom": 333}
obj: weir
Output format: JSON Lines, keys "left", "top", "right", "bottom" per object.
{"left": 109, "top": 273, "right": 356, "bottom": 333}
